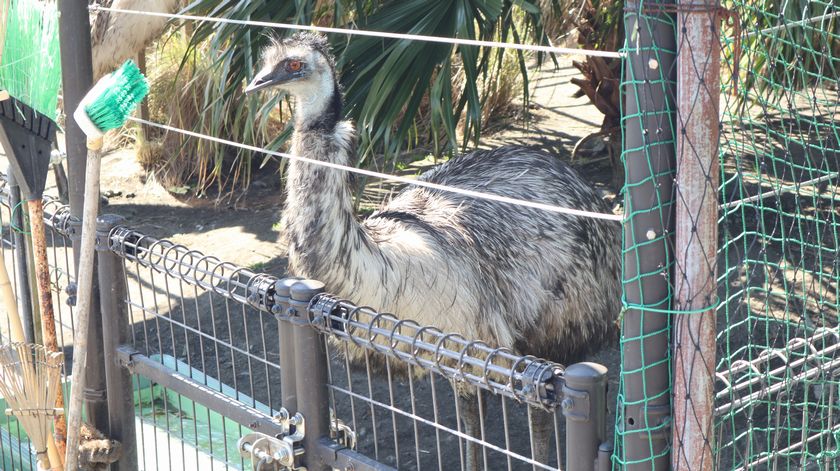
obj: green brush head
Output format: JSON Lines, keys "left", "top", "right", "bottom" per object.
{"left": 84, "top": 60, "right": 150, "bottom": 132}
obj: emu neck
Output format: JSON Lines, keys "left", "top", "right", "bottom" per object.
{"left": 292, "top": 74, "right": 342, "bottom": 132}
{"left": 284, "top": 120, "right": 380, "bottom": 294}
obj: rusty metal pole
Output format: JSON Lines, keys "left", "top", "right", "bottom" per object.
{"left": 27, "top": 200, "right": 68, "bottom": 461}
{"left": 672, "top": 0, "right": 721, "bottom": 469}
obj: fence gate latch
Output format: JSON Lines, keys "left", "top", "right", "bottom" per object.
{"left": 330, "top": 415, "right": 356, "bottom": 449}
{"left": 561, "top": 384, "right": 591, "bottom": 421}
{"left": 238, "top": 408, "right": 305, "bottom": 470}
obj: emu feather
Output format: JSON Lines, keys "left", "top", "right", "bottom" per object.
{"left": 248, "top": 32, "right": 621, "bottom": 469}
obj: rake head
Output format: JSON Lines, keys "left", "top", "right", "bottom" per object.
{"left": 0, "top": 343, "right": 64, "bottom": 467}
{"left": 0, "top": 95, "right": 57, "bottom": 201}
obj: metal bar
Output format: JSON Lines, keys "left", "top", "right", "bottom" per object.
{"left": 97, "top": 214, "right": 138, "bottom": 471}
{"left": 737, "top": 422, "right": 840, "bottom": 470}
{"left": 715, "top": 329, "right": 839, "bottom": 404}
{"left": 620, "top": 0, "right": 677, "bottom": 466}
{"left": 317, "top": 438, "right": 397, "bottom": 471}
{"left": 289, "top": 280, "right": 331, "bottom": 471}
{"left": 58, "top": 0, "right": 111, "bottom": 438}
{"left": 108, "top": 227, "right": 277, "bottom": 310}
{"left": 274, "top": 278, "right": 301, "bottom": 413}
{"left": 563, "top": 362, "right": 609, "bottom": 471}
{"left": 105, "top": 227, "right": 568, "bottom": 409}
{"left": 716, "top": 346, "right": 840, "bottom": 416}
{"left": 308, "top": 296, "right": 565, "bottom": 409}
{"left": 58, "top": 0, "right": 94, "bottom": 217}
{"left": 672, "top": 0, "right": 722, "bottom": 468}
{"left": 116, "top": 346, "right": 286, "bottom": 437}
{"left": 7, "top": 171, "right": 34, "bottom": 343}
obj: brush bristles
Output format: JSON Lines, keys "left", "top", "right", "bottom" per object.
{"left": 84, "top": 60, "right": 150, "bottom": 132}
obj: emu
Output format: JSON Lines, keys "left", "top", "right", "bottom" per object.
{"left": 246, "top": 32, "right": 621, "bottom": 469}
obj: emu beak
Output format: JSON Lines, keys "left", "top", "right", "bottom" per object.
{"left": 245, "top": 63, "right": 293, "bottom": 94}
{"left": 245, "top": 68, "right": 278, "bottom": 94}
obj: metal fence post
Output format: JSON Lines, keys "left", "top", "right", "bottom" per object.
{"left": 672, "top": 0, "right": 721, "bottom": 468}
{"left": 274, "top": 277, "right": 302, "bottom": 414}
{"left": 96, "top": 214, "right": 138, "bottom": 471}
{"left": 289, "top": 280, "right": 330, "bottom": 471}
{"left": 563, "top": 362, "right": 610, "bottom": 471}
{"left": 620, "top": 0, "right": 677, "bottom": 467}
{"left": 58, "top": 0, "right": 111, "bottom": 434}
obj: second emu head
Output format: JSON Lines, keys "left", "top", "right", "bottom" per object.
{"left": 245, "top": 32, "right": 342, "bottom": 131}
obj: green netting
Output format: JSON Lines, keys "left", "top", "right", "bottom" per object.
{"left": 615, "top": 0, "right": 839, "bottom": 468}
{"left": 0, "top": 0, "right": 61, "bottom": 120}
{"left": 612, "top": 2, "right": 678, "bottom": 468}
{"left": 716, "top": 0, "right": 839, "bottom": 468}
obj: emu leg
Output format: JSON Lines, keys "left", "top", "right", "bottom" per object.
{"left": 529, "top": 407, "right": 556, "bottom": 470}
{"left": 459, "top": 390, "right": 485, "bottom": 471}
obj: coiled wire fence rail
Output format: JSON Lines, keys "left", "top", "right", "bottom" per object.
{"left": 0, "top": 0, "right": 837, "bottom": 469}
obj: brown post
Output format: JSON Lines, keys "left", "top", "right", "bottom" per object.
{"left": 672, "top": 0, "right": 721, "bottom": 469}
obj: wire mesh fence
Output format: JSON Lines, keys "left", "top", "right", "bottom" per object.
{"left": 0, "top": 174, "right": 76, "bottom": 471}
{"left": 110, "top": 226, "right": 283, "bottom": 469}
{"left": 0, "top": 172, "right": 594, "bottom": 470}
{"left": 715, "top": 0, "right": 839, "bottom": 468}
{"left": 310, "top": 296, "right": 572, "bottom": 470}
{"left": 103, "top": 223, "right": 606, "bottom": 470}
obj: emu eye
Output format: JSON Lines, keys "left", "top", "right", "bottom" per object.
{"left": 288, "top": 60, "right": 302, "bottom": 72}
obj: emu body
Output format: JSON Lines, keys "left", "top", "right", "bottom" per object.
{"left": 284, "top": 126, "right": 620, "bottom": 364}
{"left": 248, "top": 32, "right": 621, "bottom": 469}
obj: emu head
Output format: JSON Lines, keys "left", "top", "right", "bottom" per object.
{"left": 245, "top": 32, "right": 336, "bottom": 94}
{"left": 246, "top": 32, "right": 342, "bottom": 129}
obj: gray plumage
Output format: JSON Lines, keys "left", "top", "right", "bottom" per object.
{"left": 247, "top": 32, "right": 621, "bottom": 468}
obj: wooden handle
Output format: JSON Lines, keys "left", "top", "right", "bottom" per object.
{"left": 0, "top": 238, "right": 24, "bottom": 343}
{"left": 27, "top": 200, "right": 67, "bottom": 466}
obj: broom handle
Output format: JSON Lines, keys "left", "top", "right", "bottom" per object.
{"left": 28, "top": 199, "right": 67, "bottom": 466}
{"left": 63, "top": 141, "right": 101, "bottom": 471}
{"left": 0, "top": 231, "right": 62, "bottom": 470}
{"left": 0, "top": 240, "right": 24, "bottom": 345}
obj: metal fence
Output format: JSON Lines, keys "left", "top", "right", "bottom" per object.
{"left": 103, "top": 218, "right": 614, "bottom": 470}
{"left": 0, "top": 0, "right": 834, "bottom": 470}
{"left": 0, "top": 169, "right": 616, "bottom": 470}
{"left": 0, "top": 175, "right": 77, "bottom": 471}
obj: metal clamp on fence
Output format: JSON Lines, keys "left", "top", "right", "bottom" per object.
{"left": 238, "top": 407, "right": 306, "bottom": 471}
{"left": 44, "top": 201, "right": 76, "bottom": 239}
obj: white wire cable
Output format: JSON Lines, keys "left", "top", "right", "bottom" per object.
{"left": 88, "top": 5, "right": 624, "bottom": 59}
{"left": 129, "top": 116, "right": 624, "bottom": 222}
{"left": 744, "top": 10, "right": 840, "bottom": 38}
{"left": 720, "top": 172, "right": 839, "bottom": 210}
